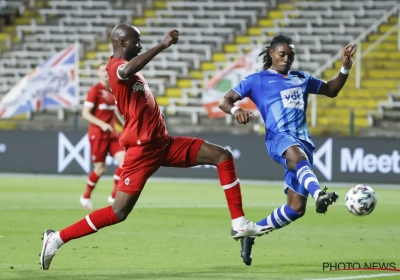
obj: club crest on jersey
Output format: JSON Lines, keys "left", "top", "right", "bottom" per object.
{"left": 280, "top": 87, "right": 304, "bottom": 111}
{"left": 132, "top": 82, "right": 150, "bottom": 92}
{"left": 292, "top": 77, "right": 303, "bottom": 84}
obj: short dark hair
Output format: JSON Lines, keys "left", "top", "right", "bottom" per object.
{"left": 259, "top": 34, "right": 293, "bottom": 70}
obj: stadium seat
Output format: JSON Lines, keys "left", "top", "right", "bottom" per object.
{"left": 0, "top": 0, "right": 398, "bottom": 136}
{"left": 316, "top": 15, "right": 399, "bottom": 136}
{"left": 156, "top": 0, "right": 397, "bottom": 119}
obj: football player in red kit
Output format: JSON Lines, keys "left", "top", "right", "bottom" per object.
{"left": 80, "top": 63, "right": 124, "bottom": 209}
{"left": 39, "top": 24, "right": 273, "bottom": 270}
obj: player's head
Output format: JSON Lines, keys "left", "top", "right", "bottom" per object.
{"left": 111, "top": 23, "right": 142, "bottom": 61}
{"left": 97, "top": 63, "right": 108, "bottom": 84}
{"left": 259, "top": 34, "right": 295, "bottom": 74}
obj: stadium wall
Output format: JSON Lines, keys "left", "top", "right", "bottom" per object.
{"left": 0, "top": 131, "right": 399, "bottom": 184}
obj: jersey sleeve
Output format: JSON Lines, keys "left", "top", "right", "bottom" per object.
{"left": 306, "top": 74, "right": 325, "bottom": 95}
{"left": 84, "top": 87, "right": 97, "bottom": 109}
{"left": 108, "top": 59, "right": 129, "bottom": 81}
{"left": 232, "top": 76, "right": 251, "bottom": 99}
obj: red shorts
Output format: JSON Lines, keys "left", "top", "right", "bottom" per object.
{"left": 89, "top": 136, "right": 124, "bottom": 163}
{"left": 118, "top": 136, "right": 204, "bottom": 195}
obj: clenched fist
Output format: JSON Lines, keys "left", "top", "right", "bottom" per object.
{"left": 161, "top": 29, "right": 179, "bottom": 49}
{"left": 234, "top": 108, "right": 253, "bottom": 125}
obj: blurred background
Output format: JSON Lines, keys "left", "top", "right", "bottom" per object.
{"left": 0, "top": 0, "right": 399, "bottom": 183}
{"left": 1, "top": 3, "right": 399, "bottom": 276}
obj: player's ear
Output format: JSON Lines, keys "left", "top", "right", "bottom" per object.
{"left": 268, "top": 47, "right": 274, "bottom": 57}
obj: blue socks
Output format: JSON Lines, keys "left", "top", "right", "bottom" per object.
{"left": 296, "top": 159, "right": 321, "bottom": 200}
{"left": 256, "top": 204, "right": 302, "bottom": 229}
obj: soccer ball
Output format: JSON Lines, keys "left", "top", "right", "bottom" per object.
{"left": 344, "top": 184, "right": 377, "bottom": 216}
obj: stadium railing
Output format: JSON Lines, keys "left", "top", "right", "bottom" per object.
{"left": 16, "top": 25, "right": 107, "bottom": 43}
{"left": 0, "top": 0, "right": 136, "bottom": 98}
{"left": 4, "top": 3, "right": 240, "bottom": 100}
{"left": 308, "top": 2, "right": 400, "bottom": 128}
{"left": 166, "top": 0, "right": 393, "bottom": 124}
{"left": 0, "top": 0, "right": 397, "bottom": 127}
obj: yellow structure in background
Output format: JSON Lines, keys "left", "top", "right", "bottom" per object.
{"left": 128, "top": 1, "right": 292, "bottom": 106}
{"left": 127, "top": 1, "right": 399, "bottom": 136}
{"left": 2, "top": 0, "right": 399, "bottom": 136}
{"left": 315, "top": 16, "right": 399, "bottom": 136}
{"left": 0, "top": 1, "right": 45, "bottom": 51}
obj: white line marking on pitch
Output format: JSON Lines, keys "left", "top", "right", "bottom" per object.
{"left": 305, "top": 272, "right": 400, "bottom": 280}
{"left": 1, "top": 173, "right": 400, "bottom": 189}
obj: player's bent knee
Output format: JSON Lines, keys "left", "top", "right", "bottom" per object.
{"left": 196, "top": 142, "right": 233, "bottom": 165}
{"left": 285, "top": 147, "right": 309, "bottom": 170}
{"left": 215, "top": 147, "right": 232, "bottom": 164}
{"left": 112, "top": 206, "right": 131, "bottom": 222}
{"left": 94, "top": 165, "right": 107, "bottom": 176}
{"left": 112, "top": 198, "right": 137, "bottom": 222}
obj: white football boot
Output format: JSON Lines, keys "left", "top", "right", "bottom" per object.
{"left": 231, "top": 219, "right": 273, "bottom": 240}
{"left": 39, "top": 230, "right": 63, "bottom": 270}
{"left": 79, "top": 196, "right": 93, "bottom": 210}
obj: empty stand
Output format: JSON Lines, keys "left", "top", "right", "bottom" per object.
{"left": 0, "top": 0, "right": 399, "bottom": 136}
{"left": 315, "top": 10, "right": 399, "bottom": 136}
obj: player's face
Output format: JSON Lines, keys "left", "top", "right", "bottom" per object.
{"left": 124, "top": 33, "right": 142, "bottom": 61}
{"left": 270, "top": 43, "right": 295, "bottom": 74}
{"left": 98, "top": 64, "right": 108, "bottom": 83}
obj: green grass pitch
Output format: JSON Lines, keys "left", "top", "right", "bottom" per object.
{"left": 0, "top": 176, "right": 399, "bottom": 280}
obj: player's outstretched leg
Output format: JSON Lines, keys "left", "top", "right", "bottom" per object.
{"left": 285, "top": 146, "right": 338, "bottom": 214}
{"left": 108, "top": 167, "right": 122, "bottom": 204}
{"left": 194, "top": 141, "right": 273, "bottom": 240}
{"left": 240, "top": 189, "right": 305, "bottom": 265}
{"left": 40, "top": 191, "right": 139, "bottom": 270}
{"left": 80, "top": 162, "right": 106, "bottom": 210}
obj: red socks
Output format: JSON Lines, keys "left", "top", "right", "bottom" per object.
{"left": 59, "top": 206, "right": 119, "bottom": 243}
{"left": 111, "top": 167, "right": 122, "bottom": 199}
{"left": 216, "top": 157, "right": 245, "bottom": 219}
{"left": 84, "top": 168, "right": 121, "bottom": 199}
{"left": 59, "top": 160, "right": 242, "bottom": 244}
{"left": 83, "top": 171, "right": 100, "bottom": 199}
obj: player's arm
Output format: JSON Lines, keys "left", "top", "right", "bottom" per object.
{"left": 82, "top": 89, "right": 113, "bottom": 132}
{"left": 118, "top": 29, "right": 179, "bottom": 79}
{"left": 114, "top": 109, "right": 125, "bottom": 127}
{"left": 82, "top": 106, "right": 113, "bottom": 132}
{"left": 219, "top": 90, "right": 252, "bottom": 125}
{"left": 317, "top": 44, "right": 356, "bottom": 98}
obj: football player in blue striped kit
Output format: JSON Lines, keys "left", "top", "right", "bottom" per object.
{"left": 218, "top": 34, "right": 356, "bottom": 266}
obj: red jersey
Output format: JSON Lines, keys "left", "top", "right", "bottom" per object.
{"left": 106, "top": 57, "right": 167, "bottom": 147}
{"left": 84, "top": 82, "right": 118, "bottom": 139}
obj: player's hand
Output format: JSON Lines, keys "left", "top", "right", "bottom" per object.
{"left": 100, "top": 123, "right": 113, "bottom": 133}
{"left": 160, "top": 29, "right": 179, "bottom": 49}
{"left": 234, "top": 108, "right": 253, "bottom": 125}
{"left": 341, "top": 44, "right": 357, "bottom": 69}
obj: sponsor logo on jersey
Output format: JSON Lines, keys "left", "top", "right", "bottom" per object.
{"left": 280, "top": 87, "right": 304, "bottom": 110}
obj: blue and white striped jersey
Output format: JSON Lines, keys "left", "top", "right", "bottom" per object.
{"left": 232, "top": 69, "right": 324, "bottom": 148}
